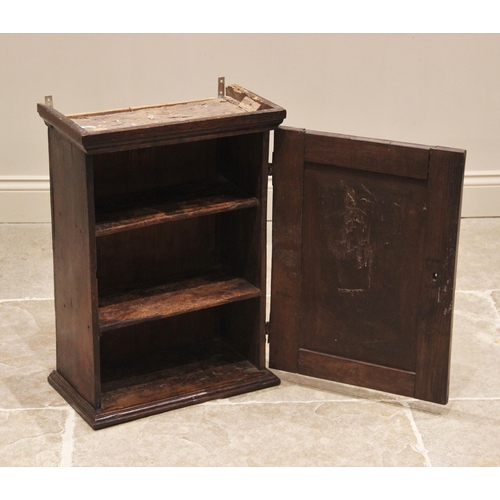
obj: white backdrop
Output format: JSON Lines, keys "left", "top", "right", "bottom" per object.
{"left": 1, "top": 34, "right": 499, "bottom": 219}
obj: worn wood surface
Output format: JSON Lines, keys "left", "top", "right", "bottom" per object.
{"left": 48, "top": 127, "right": 100, "bottom": 407}
{"left": 414, "top": 147, "right": 465, "bottom": 403}
{"left": 49, "top": 339, "right": 280, "bottom": 430}
{"left": 70, "top": 98, "right": 247, "bottom": 131}
{"left": 270, "top": 127, "right": 465, "bottom": 404}
{"left": 305, "top": 130, "right": 429, "bottom": 180}
{"left": 298, "top": 349, "right": 415, "bottom": 397}
{"left": 49, "top": 353, "right": 280, "bottom": 430}
{"left": 269, "top": 127, "right": 305, "bottom": 372}
{"left": 300, "top": 162, "right": 427, "bottom": 372}
{"left": 41, "top": 86, "right": 282, "bottom": 429}
{"left": 37, "top": 85, "right": 286, "bottom": 154}
{"left": 95, "top": 177, "right": 258, "bottom": 236}
{"left": 99, "top": 270, "right": 261, "bottom": 332}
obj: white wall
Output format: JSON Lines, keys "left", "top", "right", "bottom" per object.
{"left": 1, "top": 34, "right": 499, "bottom": 220}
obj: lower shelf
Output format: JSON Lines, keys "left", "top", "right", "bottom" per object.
{"left": 98, "top": 270, "right": 261, "bottom": 332}
{"left": 48, "top": 341, "right": 280, "bottom": 430}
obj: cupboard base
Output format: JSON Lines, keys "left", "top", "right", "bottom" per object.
{"left": 49, "top": 362, "right": 280, "bottom": 430}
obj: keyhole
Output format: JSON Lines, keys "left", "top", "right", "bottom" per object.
{"left": 432, "top": 272, "right": 438, "bottom": 281}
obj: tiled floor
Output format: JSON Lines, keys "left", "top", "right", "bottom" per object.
{"left": 1, "top": 219, "right": 499, "bottom": 466}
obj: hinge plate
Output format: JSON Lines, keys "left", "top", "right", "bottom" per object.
{"left": 45, "top": 95, "right": 53, "bottom": 108}
{"left": 218, "top": 77, "right": 225, "bottom": 98}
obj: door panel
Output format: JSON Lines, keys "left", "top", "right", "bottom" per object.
{"left": 270, "top": 127, "right": 465, "bottom": 404}
{"left": 301, "top": 164, "right": 427, "bottom": 372}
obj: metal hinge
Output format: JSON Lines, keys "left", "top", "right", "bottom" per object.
{"left": 45, "top": 95, "right": 53, "bottom": 108}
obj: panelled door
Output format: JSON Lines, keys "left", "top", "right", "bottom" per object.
{"left": 269, "top": 126, "right": 465, "bottom": 404}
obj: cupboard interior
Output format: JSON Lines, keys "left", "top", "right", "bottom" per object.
{"left": 92, "top": 132, "right": 267, "bottom": 406}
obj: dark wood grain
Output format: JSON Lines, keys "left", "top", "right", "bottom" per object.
{"left": 217, "top": 132, "right": 270, "bottom": 368}
{"left": 299, "top": 349, "right": 415, "bottom": 397}
{"left": 48, "top": 127, "right": 100, "bottom": 407}
{"left": 48, "top": 339, "right": 280, "bottom": 430}
{"left": 49, "top": 352, "right": 280, "bottom": 430}
{"left": 95, "top": 177, "right": 258, "bottom": 236}
{"left": 305, "top": 130, "right": 430, "bottom": 179}
{"left": 98, "top": 270, "right": 261, "bottom": 332}
{"left": 300, "top": 164, "right": 427, "bottom": 371}
{"left": 93, "top": 139, "right": 218, "bottom": 200}
{"left": 99, "top": 308, "right": 220, "bottom": 368}
{"left": 414, "top": 147, "right": 466, "bottom": 404}
{"left": 41, "top": 85, "right": 283, "bottom": 429}
{"left": 269, "top": 127, "right": 305, "bottom": 372}
{"left": 270, "top": 126, "right": 465, "bottom": 404}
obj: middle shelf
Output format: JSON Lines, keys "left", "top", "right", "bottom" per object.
{"left": 98, "top": 269, "right": 262, "bottom": 332}
{"left": 94, "top": 176, "right": 259, "bottom": 237}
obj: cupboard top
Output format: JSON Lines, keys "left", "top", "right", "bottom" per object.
{"left": 37, "top": 84, "right": 286, "bottom": 154}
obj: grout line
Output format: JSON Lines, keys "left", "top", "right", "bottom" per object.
{"left": 2, "top": 395, "right": 499, "bottom": 414}
{"left": 456, "top": 289, "right": 500, "bottom": 325}
{"left": 0, "top": 406, "right": 70, "bottom": 412}
{"left": 0, "top": 297, "right": 53, "bottom": 304}
{"left": 206, "top": 398, "right": 401, "bottom": 405}
{"left": 59, "top": 408, "right": 76, "bottom": 467}
{"left": 400, "top": 402, "right": 432, "bottom": 467}
{"left": 450, "top": 396, "right": 500, "bottom": 401}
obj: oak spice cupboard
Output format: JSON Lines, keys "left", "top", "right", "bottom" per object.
{"left": 38, "top": 83, "right": 465, "bottom": 429}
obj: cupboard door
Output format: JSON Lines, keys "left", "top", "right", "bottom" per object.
{"left": 269, "top": 126, "right": 465, "bottom": 404}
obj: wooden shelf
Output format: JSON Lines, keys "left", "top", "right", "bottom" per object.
{"left": 95, "top": 177, "right": 259, "bottom": 237}
{"left": 98, "top": 270, "right": 261, "bottom": 332}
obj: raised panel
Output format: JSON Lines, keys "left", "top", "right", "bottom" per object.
{"left": 301, "top": 163, "right": 427, "bottom": 372}
{"left": 270, "top": 127, "right": 465, "bottom": 404}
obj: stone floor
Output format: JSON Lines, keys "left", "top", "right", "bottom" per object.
{"left": 1, "top": 219, "right": 499, "bottom": 467}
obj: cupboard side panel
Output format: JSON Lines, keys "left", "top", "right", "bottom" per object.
{"left": 49, "top": 127, "right": 100, "bottom": 407}
{"left": 414, "top": 148, "right": 465, "bottom": 403}
{"left": 269, "top": 127, "right": 305, "bottom": 372}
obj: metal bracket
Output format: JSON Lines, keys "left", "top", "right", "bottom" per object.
{"left": 45, "top": 95, "right": 53, "bottom": 108}
{"left": 218, "top": 77, "right": 225, "bottom": 98}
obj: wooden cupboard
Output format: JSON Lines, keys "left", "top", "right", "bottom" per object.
{"left": 38, "top": 83, "right": 465, "bottom": 429}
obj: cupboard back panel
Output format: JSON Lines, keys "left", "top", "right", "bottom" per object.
{"left": 99, "top": 300, "right": 264, "bottom": 385}
{"left": 220, "top": 208, "right": 262, "bottom": 288}
{"left": 92, "top": 139, "right": 218, "bottom": 200}
{"left": 221, "top": 298, "right": 264, "bottom": 369}
{"left": 92, "top": 133, "right": 267, "bottom": 202}
{"left": 96, "top": 209, "right": 262, "bottom": 295}
{"left": 217, "top": 132, "right": 268, "bottom": 197}
{"left": 96, "top": 216, "right": 218, "bottom": 294}
{"left": 100, "top": 308, "right": 221, "bottom": 379}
